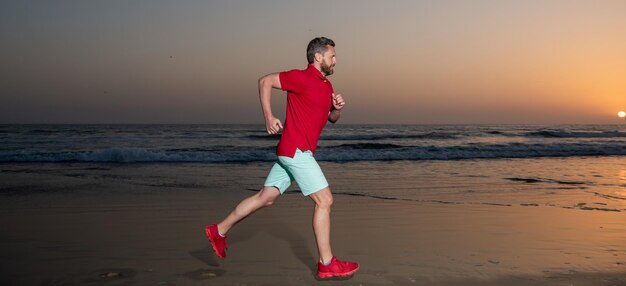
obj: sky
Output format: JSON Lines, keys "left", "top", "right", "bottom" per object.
{"left": 1, "top": 0, "right": 625, "bottom": 124}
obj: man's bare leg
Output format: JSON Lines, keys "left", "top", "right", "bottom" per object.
{"left": 309, "top": 187, "right": 334, "bottom": 264}
{"left": 217, "top": 186, "right": 281, "bottom": 235}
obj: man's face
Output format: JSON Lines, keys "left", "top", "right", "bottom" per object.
{"left": 319, "top": 46, "right": 336, "bottom": 76}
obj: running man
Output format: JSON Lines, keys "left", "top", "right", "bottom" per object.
{"left": 205, "top": 37, "right": 359, "bottom": 278}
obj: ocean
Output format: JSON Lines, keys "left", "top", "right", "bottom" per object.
{"left": 1, "top": 124, "right": 625, "bottom": 163}
{"left": 1, "top": 124, "right": 625, "bottom": 211}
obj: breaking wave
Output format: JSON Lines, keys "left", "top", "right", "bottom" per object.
{"left": 526, "top": 130, "right": 626, "bottom": 138}
{"left": 2, "top": 141, "right": 625, "bottom": 163}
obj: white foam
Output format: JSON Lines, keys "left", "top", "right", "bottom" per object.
{"left": 1, "top": 142, "right": 625, "bottom": 163}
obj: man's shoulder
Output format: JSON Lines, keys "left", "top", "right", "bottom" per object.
{"left": 282, "top": 67, "right": 307, "bottom": 75}
{"left": 280, "top": 67, "right": 311, "bottom": 83}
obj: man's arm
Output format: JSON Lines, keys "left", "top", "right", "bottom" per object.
{"left": 328, "top": 93, "right": 345, "bottom": 123}
{"left": 259, "top": 73, "right": 282, "bottom": 134}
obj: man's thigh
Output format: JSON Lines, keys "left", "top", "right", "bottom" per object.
{"left": 278, "top": 149, "right": 329, "bottom": 196}
{"left": 263, "top": 162, "right": 293, "bottom": 194}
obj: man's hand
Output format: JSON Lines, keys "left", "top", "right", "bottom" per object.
{"left": 328, "top": 93, "right": 344, "bottom": 123}
{"left": 265, "top": 116, "right": 283, "bottom": 134}
{"left": 332, "top": 93, "right": 345, "bottom": 110}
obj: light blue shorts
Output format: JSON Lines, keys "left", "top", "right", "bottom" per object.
{"left": 264, "top": 149, "right": 329, "bottom": 196}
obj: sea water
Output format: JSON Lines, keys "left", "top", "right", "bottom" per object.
{"left": 1, "top": 124, "right": 625, "bottom": 211}
{"left": 1, "top": 124, "right": 625, "bottom": 163}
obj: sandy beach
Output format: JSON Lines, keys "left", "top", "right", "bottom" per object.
{"left": 3, "top": 0, "right": 626, "bottom": 282}
{"left": 1, "top": 159, "right": 625, "bottom": 285}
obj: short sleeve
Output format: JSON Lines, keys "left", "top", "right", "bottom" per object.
{"left": 279, "top": 69, "right": 304, "bottom": 93}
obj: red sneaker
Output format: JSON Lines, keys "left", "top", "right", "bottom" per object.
{"left": 317, "top": 256, "right": 360, "bottom": 278}
{"left": 205, "top": 224, "right": 227, "bottom": 259}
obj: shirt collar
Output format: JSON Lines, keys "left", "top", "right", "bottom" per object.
{"left": 306, "top": 64, "right": 327, "bottom": 80}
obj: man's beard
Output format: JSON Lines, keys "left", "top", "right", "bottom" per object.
{"left": 321, "top": 62, "right": 334, "bottom": 76}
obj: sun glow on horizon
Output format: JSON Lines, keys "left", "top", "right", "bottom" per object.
{"left": 619, "top": 111, "right": 626, "bottom": 118}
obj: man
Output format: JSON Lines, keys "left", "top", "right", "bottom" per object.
{"left": 205, "top": 37, "right": 359, "bottom": 278}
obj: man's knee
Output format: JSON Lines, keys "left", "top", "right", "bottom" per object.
{"left": 260, "top": 186, "right": 280, "bottom": 206}
{"left": 264, "top": 198, "right": 275, "bottom": 207}
{"left": 313, "top": 187, "right": 333, "bottom": 208}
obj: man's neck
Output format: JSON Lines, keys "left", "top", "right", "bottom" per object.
{"left": 312, "top": 63, "right": 324, "bottom": 75}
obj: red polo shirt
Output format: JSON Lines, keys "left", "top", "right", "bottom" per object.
{"left": 277, "top": 64, "right": 334, "bottom": 157}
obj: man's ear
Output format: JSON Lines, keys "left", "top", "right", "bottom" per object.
{"left": 314, "top": 52, "right": 323, "bottom": 63}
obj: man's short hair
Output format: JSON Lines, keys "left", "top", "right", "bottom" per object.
{"left": 307, "top": 37, "right": 335, "bottom": 64}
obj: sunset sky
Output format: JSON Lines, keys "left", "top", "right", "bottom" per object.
{"left": 1, "top": 0, "right": 625, "bottom": 124}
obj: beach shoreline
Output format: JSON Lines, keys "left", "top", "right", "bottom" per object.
{"left": 1, "top": 160, "right": 625, "bottom": 285}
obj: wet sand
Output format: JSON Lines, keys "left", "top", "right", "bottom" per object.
{"left": 1, "top": 161, "right": 625, "bottom": 285}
